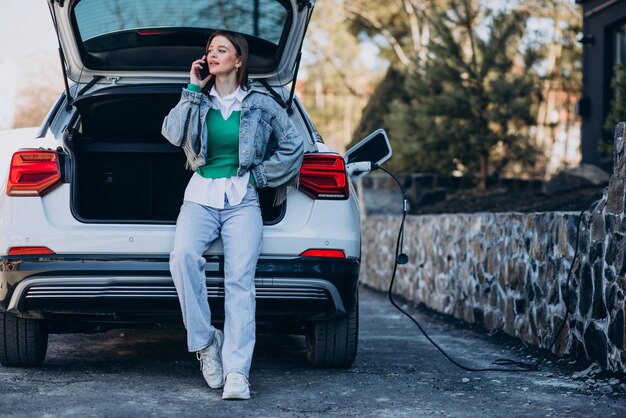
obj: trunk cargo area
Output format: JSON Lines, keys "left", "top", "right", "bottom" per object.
{"left": 70, "top": 85, "right": 284, "bottom": 224}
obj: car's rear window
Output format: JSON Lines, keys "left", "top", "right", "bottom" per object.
{"left": 74, "top": 0, "right": 289, "bottom": 46}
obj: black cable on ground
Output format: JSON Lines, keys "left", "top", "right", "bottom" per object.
{"left": 378, "top": 166, "right": 601, "bottom": 373}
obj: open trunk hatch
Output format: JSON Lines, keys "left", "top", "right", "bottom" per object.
{"left": 49, "top": 0, "right": 315, "bottom": 86}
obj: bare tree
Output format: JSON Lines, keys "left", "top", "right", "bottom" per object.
{"left": 12, "top": 54, "right": 64, "bottom": 129}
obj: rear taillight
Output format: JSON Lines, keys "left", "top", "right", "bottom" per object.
{"left": 8, "top": 246, "right": 55, "bottom": 255}
{"left": 6, "top": 150, "right": 61, "bottom": 197}
{"left": 299, "top": 154, "right": 349, "bottom": 200}
{"left": 299, "top": 249, "right": 346, "bottom": 258}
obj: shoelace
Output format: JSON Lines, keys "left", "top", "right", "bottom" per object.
{"left": 196, "top": 351, "right": 219, "bottom": 371}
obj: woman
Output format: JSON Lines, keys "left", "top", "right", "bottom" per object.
{"left": 161, "top": 30, "right": 304, "bottom": 400}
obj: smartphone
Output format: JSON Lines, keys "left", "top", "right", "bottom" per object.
{"left": 198, "top": 59, "right": 210, "bottom": 80}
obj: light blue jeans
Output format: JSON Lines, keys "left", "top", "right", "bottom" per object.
{"left": 170, "top": 186, "right": 262, "bottom": 378}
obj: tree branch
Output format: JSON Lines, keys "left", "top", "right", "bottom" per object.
{"left": 403, "top": 0, "right": 421, "bottom": 54}
{"left": 343, "top": 4, "right": 413, "bottom": 67}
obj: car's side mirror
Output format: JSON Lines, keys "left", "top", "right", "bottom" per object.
{"left": 343, "top": 129, "right": 392, "bottom": 178}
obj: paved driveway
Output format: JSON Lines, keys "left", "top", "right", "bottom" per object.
{"left": 1, "top": 287, "right": 624, "bottom": 417}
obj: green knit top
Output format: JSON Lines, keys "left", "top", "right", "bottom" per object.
{"left": 196, "top": 108, "right": 241, "bottom": 179}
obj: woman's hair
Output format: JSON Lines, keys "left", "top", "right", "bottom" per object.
{"left": 202, "top": 30, "right": 250, "bottom": 94}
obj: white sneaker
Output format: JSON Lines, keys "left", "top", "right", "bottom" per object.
{"left": 196, "top": 329, "right": 224, "bottom": 389}
{"left": 222, "top": 372, "right": 250, "bottom": 400}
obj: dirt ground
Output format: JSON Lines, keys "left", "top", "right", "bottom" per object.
{"left": 413, "top": 185, "right": 606, "bottom": 214}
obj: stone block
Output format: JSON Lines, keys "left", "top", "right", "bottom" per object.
{"left": 486, "top": 246, "right": 499, "bottom": 276}
{"left": 607, "top": 123, "right": 625, "bottom": 215}
{"left": 489, "top": 283, "right": 498, "bottom": 308}
{"left": 605, "top": 267, "right": 615, "bottom": 283}
{"left": 533, "top": 235, "right": 545, "bottom": 260}
{"left": 579, "top": 234, "right": 589, "bottom": 256}
{"left": 565, "top": 215, "right": 578, "bottom": 245}
{"left": 591, "top": 212, "right": 606, "bottom": 242}
{"left": 605, "top": 235, "right": 621, "bottom": 265}
{"left": 592, "top": 262, "right": 608, "bottom": 320}
{"left": 533, "top": 282, "right": 543, "bottom": 301}
{"left": 564, "top": 283, "right": 578, "bottom": 313}
{"left": 557, "top": 221, "right": 572, "bottom": 257}
{"left": 589, "top": 241, "right": 603, "bottom": 264}
{"left": 584, "top": 322, "right": 609, "bottom": 369}
{"left": 497, "top": 272, "right": 506, "bottom": 292}
{"left": 579, "top": 262, "right": 593, "bottom": 316}
{"left": 548, "top": 282, "right": 560, "bottom": 306}
{"left": 536, "top": 304, "right": 547, "bottom": 330}
{"left": 621, "top": 216, "right": 626, "bottom": 235}
{"left": 515, "top": 262, "right": 527, "bottom": 291}
{"left": 574, "top": 319, "right": 585, "bottom": 335}
{"left": 607, "top": 175, "right": 625, "bottom": 215}
{"left": 529, "top": 310, "right": 539, "bottom": 343}
{"left": 608, "top": 308, "right": 624, "bottom": 350}
{"left": 473, "top": 307, "right": 484, "bottom": 324}
{"left": 484, "top": 310, "right": 495, "bottom": 330}
{"left": 504, "top": 297, "right": 515, "bottom": 335}
{"left": 606, "top": 284, "right": 618, "bottom": 311}
{"left": 526, "top": 276, "right": 535, "bottom": 302}
{"left": 454, "top": 301, "right": 464, "bottom": 320}
{"left": 606, "top": 214, "right": 617, "bottom": 233}
{"left": 552, "top": 315, "right": 570, "bottom": 354}
{"left": 515, "top": 298, "right": 527, "bottom": 315}
{"left": 464, "top": 305, "right": 475, "bottom": 323}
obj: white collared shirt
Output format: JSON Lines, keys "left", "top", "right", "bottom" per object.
{"left": 183, "top": 85, "right": 251, "bottom": 209}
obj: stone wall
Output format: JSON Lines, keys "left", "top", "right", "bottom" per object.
{"left": 360, "top": 123, "right": 626, "bottom": 373}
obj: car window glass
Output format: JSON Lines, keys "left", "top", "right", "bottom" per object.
{"left": 74, "top": 0, "right": 288, "bottom": 46}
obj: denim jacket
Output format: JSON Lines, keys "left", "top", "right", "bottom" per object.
{"left": 161, "top": 85, "right": 305, "bottom": 203}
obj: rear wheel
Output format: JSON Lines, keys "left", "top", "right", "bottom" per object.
{"left": 0, "top": 313, "right": 48, "bottom": 367}
{"left": 306, "top": 293, "right": 358, "bottom": 368}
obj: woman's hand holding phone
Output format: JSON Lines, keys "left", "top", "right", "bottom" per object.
{"left": 190, "top": 55, "right": 213, "bottom": 88}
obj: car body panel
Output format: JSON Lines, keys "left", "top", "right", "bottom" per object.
{"left": 0, "top": 183, "right": 360, "bottom": 257}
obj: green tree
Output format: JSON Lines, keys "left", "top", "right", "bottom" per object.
{"left": 387, "top": 0, "right": 541, "bottom": 190}
{"left": 344, "top": 0, "right": 444, "bottom": 147}
{"left": 351, "top": 66, "right": 408, "bottom": 144}
{"left": 603, "top": 63, "right": 626, "bottom": 157}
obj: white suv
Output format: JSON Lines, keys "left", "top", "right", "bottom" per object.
{"left": 0, "top": 0, "right": 390, "bottom": 368}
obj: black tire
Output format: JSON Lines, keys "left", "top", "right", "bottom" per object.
{"left": 306, "top": 293, "right": 358, "bottom": 368}
{"left": 0, "top": 313, "right": 48, "bottom": 367}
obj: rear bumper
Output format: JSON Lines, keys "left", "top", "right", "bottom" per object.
{"left": 0, "top": 255, "right": 359, "bottom": 324}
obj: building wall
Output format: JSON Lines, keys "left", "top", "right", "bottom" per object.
{"left": 578, "top": 0, "right": 626, "bottom": 168}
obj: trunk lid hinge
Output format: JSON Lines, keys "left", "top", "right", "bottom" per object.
{"left": 77, "top": 75, "right": 104, "bottom": 95}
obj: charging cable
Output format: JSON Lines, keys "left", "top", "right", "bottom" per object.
{"left": 375, "top": 166, "right": 601, "bottom": 372}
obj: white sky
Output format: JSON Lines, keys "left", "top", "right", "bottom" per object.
{"left": 1, "top": 0, "right": 58, "bottom": 58}
{"left": 0, "top": 1, "right": 60, "bottom": 129}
